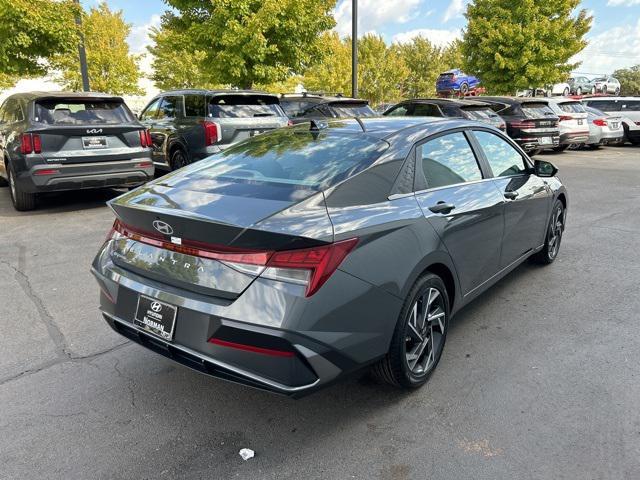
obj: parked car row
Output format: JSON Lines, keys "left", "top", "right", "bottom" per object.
{"left": 1, "top": 87, "right": 638, "bottom": 211}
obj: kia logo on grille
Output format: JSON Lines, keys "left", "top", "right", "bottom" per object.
{"left": 86, "top": 128, "right": 103, "bottom": 134}
{"left": 150, "top": 301, "right": 163, "bottom": 313}
{"left": 152, "top": 220, "right": 173, "bottom": 235}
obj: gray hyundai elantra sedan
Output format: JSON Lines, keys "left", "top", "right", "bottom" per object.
{"left": 91, "top": 117, "right": 567, "bottom": 397}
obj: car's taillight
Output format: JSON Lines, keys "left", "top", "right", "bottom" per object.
{"left": 593, "top": 118, "right": 607, "bottom": 127}
{"left": 558, "top": 115, "right": 573, "bottom": 122}
{"left": 202, "top": 121, "right": 221, "bottom": 145}
{"left": 510, "top": 121, "right": 534, "bottom": 129}
{"left": 139, "top": 129, "right": 152, "bottom": 147}
{"left": 32, "top": 134, "right": 42, "bottom": 153}
{"left": 262, "top": 238, "right": 359, "bottom": 296}
{"left": 108, "top": 219, "right": 357, "bottom": 297}
{"left": 20, "top": 134, "right": 33, "bottom": 154}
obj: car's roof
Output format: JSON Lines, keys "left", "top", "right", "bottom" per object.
{"left": 584, "top": 96, "right": 638, "bottom": 101}
{"left": 545, "top": 97, "right": 581, "bottom": 104}
{"left": 291, "top": 116, "right": 484, "bottom": 141}
{"left": 5, "top": 91, "right": 124, "bottom": 102}
{"left": 396, "top": 98, "right": 491, "bottom": 107}
{"left": 279, "top": 93, "right": 368, "bottom": 104}
{"left": 480, "top": 96, "right": 552, "bottom": 105}
{"left": 158, "top": 89, "right": 276, "bottom": 97}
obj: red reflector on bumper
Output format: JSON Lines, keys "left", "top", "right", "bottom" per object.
{"left": 33, "top": 169, "right": 60, "bottom": 176}
{"left": 208, "top": 338, "right": 295, "bottom": 358}
{"left": 135, "top": 161, "right": 153, "bottom": 168}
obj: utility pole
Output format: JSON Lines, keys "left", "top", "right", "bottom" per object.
{"left": 74, "top": 0, "right": 90, "bottom": 91}
{"left": 351, "top": 0, "right": 358, "bottom": 98}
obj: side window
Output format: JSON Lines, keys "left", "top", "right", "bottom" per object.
{"left": 184, "top": 94, "right": 205, "bottom": 117}
{"left": 419, "top": 132, "right": 483, "bottom": 189}
{"left": 157, "top": 96, "right": 182, "bottom": 120}
{"left": 623, "top": 101, "right": 640, "bottom": 112}
{"left": 474, "top": 130, "right": 527, "bottom": 177}
{"left": 140, "top": 98, "right": 161, "bottom": 121}
{"left": 385, "top": 104, "right": 412, "bottom": 116}
{"left": 412, "top": 103, "right": 442, "bottom": 117}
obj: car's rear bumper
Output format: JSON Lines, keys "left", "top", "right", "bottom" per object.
{"left": 16, "top": 159, "right": 154, "bottom": 193}
{"left": 559, "top": 131, "right": 590, "bottom": 145}
{"left": 513, "top": 134, "right": 560, "bottom": 151}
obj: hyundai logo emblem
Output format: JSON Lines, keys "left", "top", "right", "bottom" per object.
{"left": 150, "top": 301, "right": 163, "bottom": 313}
{"left": 152, "top": 220, "right": 173, "bottom": 235}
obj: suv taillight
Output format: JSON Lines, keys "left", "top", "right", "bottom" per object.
{"left": 139, "top": 129, "right": 152, "bottom": 147}
{"left": 202, "top": 121, "right": 221, "bottom": 145}
{"left": 510, "top": 120, "right": 534, "bottom": 129}
{"left": 21, "top": 133, "right": 41, "bottom": 154}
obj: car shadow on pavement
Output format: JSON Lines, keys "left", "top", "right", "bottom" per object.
{"left": 0, "top": 187, "right": 124, "bottom": 217}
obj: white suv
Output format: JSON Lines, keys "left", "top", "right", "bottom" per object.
{"left": 582, "top": 97, "right": 640, "bottom": 145}
{"left": 592, "top": 76, "right": 621, "bottom": 96}
{"left": 546, "top": 98, "right": 589, "bottom": 151}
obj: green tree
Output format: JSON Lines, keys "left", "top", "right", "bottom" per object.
{"left": 302, "top": 32, "right": 352, "bottom": 95}
{"left": 358, "top": 34, "right": 408, "bottom": 105}
{"left": 613, "top": 65, "right": 640, "bottom": 96}
{"left": 53, "top": 2, "right": 143, "bottom": 95}
{"left": 161, "top": 0, "right": 336, "bottom": 89}
{"left": 147, "top": 24, "right": 223, "bottom": 90}
{"left": 0, "top": 0, "right": 78, "bottom": 88}
{"left": 462, "top": 0, "right": 592, "bottom": 94}
{"left": 398, "top": 37, "right": 463, "bottom": 98}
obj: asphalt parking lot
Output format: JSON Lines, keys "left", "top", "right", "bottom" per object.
{"left": 1, "top": 146, "right": 639, "bottom": 480}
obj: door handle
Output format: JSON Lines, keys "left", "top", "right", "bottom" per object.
{"left": 428, "top": 202, "right": 456, "bottom": 214}
{"left": 504, "top": 191, "right": 519, "bottom": 200}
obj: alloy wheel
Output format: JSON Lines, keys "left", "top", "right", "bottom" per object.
{"left": 547, "top": 205, "right": 564, "bottom": 260}
{"left": 8, "top": 168, "right": 16, "bottom": 201}
{"left": 405, "top": 287, "right": 446, "bottom": 376}
{"left": 171, "top": 150, "right": 187, "bottom": 170}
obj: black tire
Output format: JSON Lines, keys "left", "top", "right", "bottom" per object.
{"left": 372, "top": 273, "right": 450, "bottom": 389}
{"left": 169, "top": 148, "right": 188, "bottom": 171}
{"left": 553, "top": 145, "right": 568, "bottom": 153}
{"left": 8, "top": 164, "right": 36, "bottom": 211}
{"left": 460, "top": 83, "right": 469, "bottom": 95}
{"left": 591, "top": 86, "right": 596, "bottom": 94}
{"left": 532, "top": 199, "right": 565, "bottom": 265}
{"left": 0, "top": 175, "right": 7, "bottom": 187}
{"left": 615, "top": 88, "right": 620, "bottom": 96}
{"left": 602, "top": 85, "right": 608, "bottom": 95}
{"left": 588, "top": 144, "right": 601, "bottom": 150}
{"left": 563, "top": 87, "right": 570, "bottom": 97}
{"left": 576, "top": 87, "right": 582, "bottom": 96}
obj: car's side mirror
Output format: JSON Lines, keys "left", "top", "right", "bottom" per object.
{"left": 534, "top": 159, "right": 558, "bottom": 177}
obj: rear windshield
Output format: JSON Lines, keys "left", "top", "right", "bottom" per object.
{"left": 585, "top": 106, "right": 606, "bottom": 117}
{"left": 438, "top": 73, "right": 455, "bottom": 78}
{"left": 584, "top": 100, "right": 621, "bottom": 112}
{"left": 186, "top": 129, "right": 388, "bottom": 190}
{"left": 34, "top": 99, "right": 134, "bottom": 125}
{"left": 462, "top": 107, "right": 500, "bottom": 121}
{"left": 208, "top": 95, "right": 285, "bottom": 118}
{"left": 558, "top": 102, "right": 585, "bottom": 113}
{"left": 280, "top": 100, "right": 317, "bottom": 118}
{"left": 330, "top": 103, "right": 377, "bottom": 118}
{"left": 521, "top": 103, "right": 556, "bottom": 118}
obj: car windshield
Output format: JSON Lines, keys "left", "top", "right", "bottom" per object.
{"left": 558, "top": 102, "right": 586, "bottom": 113}
{"left": 521, "top": 103, "right": 556, "bottom": 118}
{"left": 208, "top": 95, "right": 285, "bottom": 118}
{"left": 330, "top": 103, "right": 377, "bottom": 118}
{"left": 462, "top": 107, "right": 500, "bottom": 121}
{"left": 34, "top": 99, "right": 134, "bottom": 125}
{"left": 187, "top": 129, "right": 389, "bottom": 190}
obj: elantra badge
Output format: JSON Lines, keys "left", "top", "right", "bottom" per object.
{"left": 152, "top": 220, "right": 173, "bottom": 235}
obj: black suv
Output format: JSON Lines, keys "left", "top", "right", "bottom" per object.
{"left": 279, "top": 93, "right": 377, "bottom": 123}
{"left": 138, "top": 90, "right": 289, "bottom": 172}
{"left": 479, "top": 97, "right": 560, "bottom": 154}
{"left": 383, "top": 98, "right": 506, "bottom": 131}
{"left": 0, "top": 92, "right": 153, "bottom": 211}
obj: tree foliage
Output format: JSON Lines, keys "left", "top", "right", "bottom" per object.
{"left": 302, "top": 32, "right": 352, "bottom": 95}
{"left": 148, "top": 23, "right": 223, "bottom": 91}
{"left": 160, "top": 0, "right": 337, "bottom": 89}
{"left": 0, "top": 0, "right": 78, "bottom": 88}
{"left": 358, "top": 34, "right": 409, "bottom": 105}
{"left": 53, "top": 2, "right": 143, "bottom": 95}
{"left": 614, "top": 65, "right": 640, "bottom": 96}
{"left": 462, "top": 0, "right": 592, "bottom": 94}
{"left": 398, "top": 38, "right": 463, "bottom": 98}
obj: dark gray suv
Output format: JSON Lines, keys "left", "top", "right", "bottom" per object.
{"left": 0, "top": 92, "right": 153, "bottom": 211}
{"left": 92, "top": 117, "right": 567, "bottom": 396}
{"left": 139, "top": 90, "right": 289, "bottom": 172}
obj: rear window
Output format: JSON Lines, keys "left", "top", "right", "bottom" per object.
{"left": 280, "top": 100, "right": 317, "bottom": 118}
{"left": 329, "top": 103, "right": 376, "bottom": 118}
{"left": 34, "top": 99, "right": 134, "bottom": 125}
{"left": 558, "top": 102, "right": 585, "bottom": 113}
{"left": 462, "top": 107, "right": 500, "bottom": 121}
{"left": 187, "top": 129, "right": 388, "bottom": 190}
{"left": 521, "top": 103, "right": 556, "bottom": 119}
{"left": 208, "top": 95, "right": 285, "bottom": 119}
{"left": 623, "top": 101, "right": 640, "bottom": 111}
{"left": 584, "top": 100, "right": 621, "bottom": 112}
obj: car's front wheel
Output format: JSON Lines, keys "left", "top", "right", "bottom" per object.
{"left": 532, "top": 199, "right": 565, "bottom": 264}
{"left": 8, "top": 165, "right": 36, "bottom": 211}
{"left": 563, "top": 87, "right": 570, "bottom": 96}
{"left": 460, "top": 83, "right": 469, "bottom": 95}
{"left": 170, "top": 148, "right": 188, "bottom": 171}
{"left": 372, "top": 273, "right": 449, "bottom": 389}
{"left": 576, "top": 87, "right": 582, "bottom": 95}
